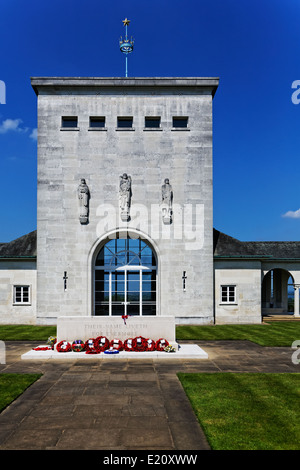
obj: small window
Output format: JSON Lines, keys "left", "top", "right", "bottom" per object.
{"left": 13, "top": 285, "right": 30, "bottom": 305}
{"left": 221, "top": 285, "right": 236, "bottom": 304}
{"left": 61, "top": 116, "right": 78, "bottom": 128}
{"left": 89, "top": 116, "right": 105, "bottom": 128}
{"left": 117, "top": 117, "right": 133, "bottom": 128}
{"left": 145, "top": 117, "right": 161, "bottom": 128}
{"left": 172, "top": 117, "right": 188, "bottom": 128}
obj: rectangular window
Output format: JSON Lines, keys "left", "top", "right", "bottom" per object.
{"left": 13, "top": 285, "right": 30, "bottom": 305}
{"left": 221, "top": 285, "right": 236, "bottom": 304}
{"left": 172, "top": 116, "right": 188, "bottom": 128}
{"left": 117, "top": 117, "right": 133, "bottom": 128}
{"left": 61, "top": 116, "right": 78, "bottom": 128}
{"left": 89, "top": 116, "right": 106, "bottom": 128}
{"left": 145, "top": 117, "right": 161, "bottom": 128}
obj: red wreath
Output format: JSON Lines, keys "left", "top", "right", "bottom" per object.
{"left": 109, "top": 339, "right": 123, "bottom": 351}
{"left": 123, "top": 338, "right": 135, "bottom": 351}
{"left": 32, "top": 346, "right": 52, "bottom": 351}
{"left": 155, "top": 338, "right": 169, "bottom": 351}
{"left": 95, "top": 336, "right": 110, "bottom": 352}
{"left": 56, "top": 341, "right": 72, "bottom": 352}
{"left": 133, "top": 336, "right": 147, "bottom": 352}
{"left": 84, "top": 338, "right": 100, "bottom": 354}
{"left": 72, "top": 340, "right": 85, "bottom": 352}
{"left": 145, "top": 338, "right": 156, "bottom": 351}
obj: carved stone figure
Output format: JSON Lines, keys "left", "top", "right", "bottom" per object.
{"left": 119, "top": 173, "right": 132, "bottom": 221}
{"left": 78, "top": 178, "right": 90, "bottom": 224}
{"left": 161, "top": 178, "right": 173, "bottom": 224}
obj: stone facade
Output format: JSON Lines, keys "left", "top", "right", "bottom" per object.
{"left": 214, "top": 259, "right": 262, "bottom": 324}
{"left": 32, "top": 77, "right": 219, "bottom": 325}
{"left": 1, "top": 77, "right": 300, "bottom": 326}
{"left": 0, "top": 260, "right": 36, "bottom": 324}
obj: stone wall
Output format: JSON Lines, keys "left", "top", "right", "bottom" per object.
{"left": 34, "top": 78, "right": 218, "bottom": 324}
{"left": 0, "top": 260, "right": 36, "bottom": 324}
{"left": 214, "top": 259, "right": 262, "bottom": 324}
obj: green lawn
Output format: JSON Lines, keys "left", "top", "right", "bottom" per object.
{"left": 1, "top": 322, "right": 300, "bottom": 347}
{"left": 0, "top": 374, "right": 42, "bottom": 413}
{"left": 178, "top": 372, "right": 300, "bottom": 450}
{"left": 176, "top": 322, "right": 300, "bottom": 346}
{"left": 0, "top": 325, "right": 56, "bottom": 341}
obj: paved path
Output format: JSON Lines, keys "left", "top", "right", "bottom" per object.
{"left": 0, "top": 340, "right": 299, "bottom": 450}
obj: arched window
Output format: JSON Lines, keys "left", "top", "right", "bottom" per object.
{"left": 94, "top": 236, "right": 157, "bottom": 316}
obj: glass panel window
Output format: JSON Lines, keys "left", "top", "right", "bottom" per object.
{"left": 94, "top": 235, "right": 157, "bottom": 316}
{"left": 145, "top": 117, "right": 161, "bottom": 128}
{"left": 61, "top": 116, "right": 78, "bottom": 128}
{"left": 89, "top": 116, "right": 105, "bottom": 128}
{"left": 95, "top": 238, "right": 156, "bottom": 268}
{"left": 172, "top": 116, "right": 188, "bottom": 128}
{"left": 117, "top": 117, "right": 133, "bottom": 128}
{"left": 221, "top": 285, "right": 236, "bottom": 304}
{"left": 14, "top": 286, "right": 30, "bottom": 304}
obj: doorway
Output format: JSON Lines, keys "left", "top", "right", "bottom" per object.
{"left": 94, "top": 236, "right": 157, "bottom": 316}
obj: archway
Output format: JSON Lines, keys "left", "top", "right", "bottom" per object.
{"left": 262, "top": 268, "right": 295, "bottom": 316}
{"left": 93, "top": 233, "right": 157, "bottom": 316}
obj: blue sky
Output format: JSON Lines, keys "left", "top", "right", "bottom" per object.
{"left": 0, "top": 0, "right": 300, "bottom": 242}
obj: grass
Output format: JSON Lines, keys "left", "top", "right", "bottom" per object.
{"left": 178, "top": 372, "right": 300, "bottom": 450}
{"left": 0, "top": 325, "right": 56, "bottom": 341}
{"left": 1, "top": 322, "right": 300, "bottom": 346}
{"left": 0, "top": 374, "right": 42, "bottom": 413}
{"left": 176, "top": 322, "right": 300, "bottom": 346}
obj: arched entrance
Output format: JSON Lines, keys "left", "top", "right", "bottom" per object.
{"left": 93, "top": 234, "right": 157, "bottom": 316}
{"left": 262, "top": 268, "right": 295, "bottom": 315}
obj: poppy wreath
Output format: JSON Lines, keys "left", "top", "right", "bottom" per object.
{"left": 95, "top": 336, "right": 110, "bottom": 352}
{"left": 132, "top": 336, "right": 147, "bottom": 352}
{"left": 56, "top": 341, "right": 72, "bottom": 352}
{"left": 123, "top": 338, "right": 135, "bottom": 351}
{"left": 84, "top": 338, "right": 100, "bottom": 354}
{"left": 145, "top": 338, "right": 156, "bottom": 351}
{"left": 155, "top": 338, "right": 169, "bottom": 351}
{"left": 109, "top": 339, "right": 123, "bottom": 351}
{"left": 72, "top": 340, "right": 85, "bottom": 352}
{"left": 32, "top": 346, "right": 52, "bottom": 351}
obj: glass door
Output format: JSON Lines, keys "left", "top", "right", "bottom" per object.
{"left": 94, "top": 237, "right": 157, "bottom": 316}
{"left": 112, "top": 266, "right": 149, "bottom": 316}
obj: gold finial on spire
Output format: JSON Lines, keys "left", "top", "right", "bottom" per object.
{"left": 122, "top": 18, "right": 130, "bottom": 26}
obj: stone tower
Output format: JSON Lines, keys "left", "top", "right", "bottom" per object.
{"left": 31, "top": 77, "right": 219, "bottom": 325}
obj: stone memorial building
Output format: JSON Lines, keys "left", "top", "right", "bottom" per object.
{"left": 1, "top": 76, "right": 300, "bottom": 326}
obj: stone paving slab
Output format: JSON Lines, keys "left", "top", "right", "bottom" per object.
{"left": 0, "top": 340, "right": 299, "bottom": 450}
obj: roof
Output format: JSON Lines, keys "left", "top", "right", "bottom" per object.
{"left": 31, "top": 77, "right": 219, "bottom": 97}
{"left": 1, "top": 228, "right": 299, "bottom": 261}
{"left": 213, "top": 228, "right": 300, "bottom": 260}
{"left": 0, "top": 230, "right": 37, "bottom": 259}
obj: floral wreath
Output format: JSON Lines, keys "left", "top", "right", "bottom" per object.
{"left": 164, "top": 344, "right": 176, "bottom": 353}
{"left": 47, "top": 336, "right": 57, "bottom": 350}
{"left": 84, "top": 338, "right": 100, "bottom": 354}
{"left": 132, "top": 336, "right": 147, "bottom": 352}
{"left": 72, "top": 340, "right": 85, "bottom": 352}
{"left": 123, "top": 338, "right": 135, "bottom": 351}
{"left": 155, "top": 338, "right": 169, "bottom": 351}
{"left": 109, "top": 339, "right": 123, "bottom": 351}
{"left": 56, "top": 341, "right": 72, "bottom": 352}
{"left": 146, "top": 338, "right": 156, "bottom": 351}
{"left": 36, "top": 335, "right": 172, "bottom": 354}
{"left": 95, "top": 336, "right": 110, "bottom": 352}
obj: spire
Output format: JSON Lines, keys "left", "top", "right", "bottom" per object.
{"left": 119, "top": 18, "right": 134, "bottom": 78}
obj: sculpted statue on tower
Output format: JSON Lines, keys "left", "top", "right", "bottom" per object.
{"left": 78, "top": 178, "right": 90, "bottom": 224}
{"left": 161, "top": 178, "right": 173, "bottom": 224}
{"left": 119, "top": 173, "right": 132, "bottom": 221}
